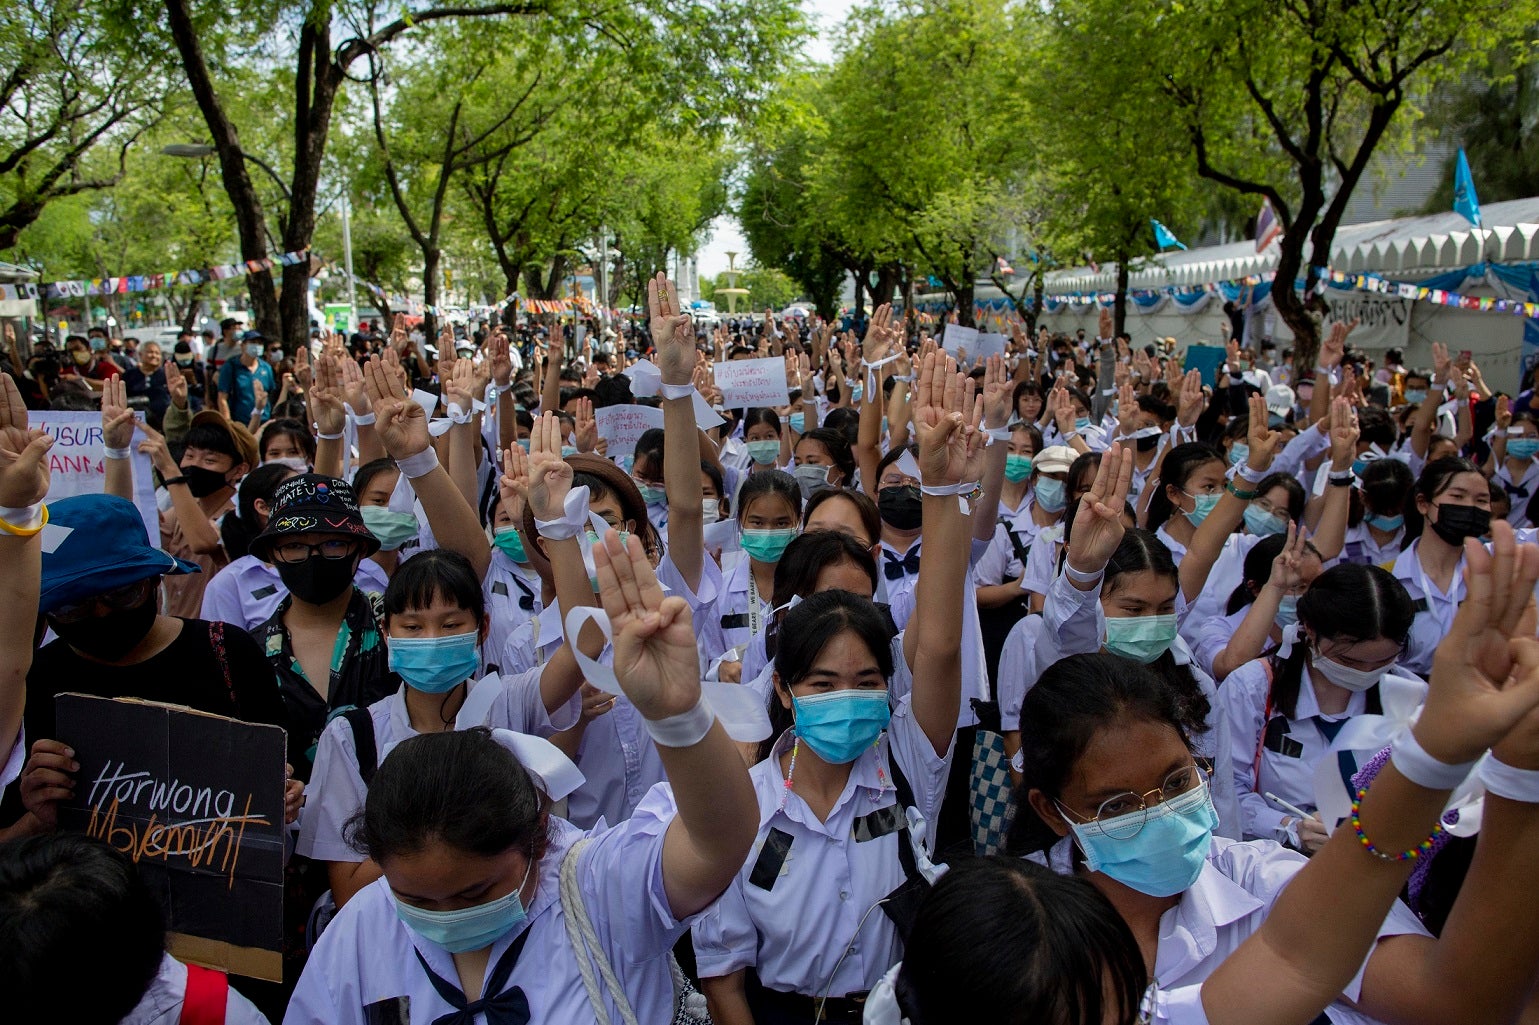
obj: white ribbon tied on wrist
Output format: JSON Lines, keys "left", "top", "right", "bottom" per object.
{"left": 562, "top": 605, "right": 771, "bottom": 743}
{"left": 534, "top": 486, "right": 592, "bottom": 541}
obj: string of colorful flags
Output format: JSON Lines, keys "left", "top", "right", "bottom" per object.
{"left": 0, "top": 249, "right": 311, "bottom": 303}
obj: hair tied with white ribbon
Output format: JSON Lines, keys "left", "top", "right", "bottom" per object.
{"left": 490, "top": 729, "right": 586, "bottom": 802}
{"left": 562, "top": 606, "right": 771, "bottom": 743}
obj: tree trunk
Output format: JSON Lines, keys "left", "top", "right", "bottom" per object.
{"left": 872, "top": 264, "right": 900, "bottom": 308}
{"left": 955, "top": 274, "right": 976, "bottom": 328}
{"left": 164, "top": 0, "right": 281, "bottom": 342}
{"left": 1113, "top": 255, "right": 1130, "bottom": 338}
{"left": 422, "top": 248, "right": 441, "bottom": 340}
{"left": 1029, "top": 268, "right": 1044, "bottom": 336}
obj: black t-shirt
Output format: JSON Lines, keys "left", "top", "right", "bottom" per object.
{"left": 21, "top": 617, "right": 286, "bottom": 749}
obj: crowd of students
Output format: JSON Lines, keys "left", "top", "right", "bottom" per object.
{"left": 4, "top": 277, "right": 1539, "bottom": 1025}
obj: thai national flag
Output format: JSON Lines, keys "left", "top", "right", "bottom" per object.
{"left": 1255, "top": 198, "right": 1282, "bottom": 252}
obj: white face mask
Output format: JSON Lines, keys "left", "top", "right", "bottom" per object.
{"left": 701, "top": 498, "right": 720, "bottom": 521}
{"left": 1312, "top": 654, "right": 1389, "bottom": 692}
{"left": 265, "top": 457, "right": 311, "bottom": 474}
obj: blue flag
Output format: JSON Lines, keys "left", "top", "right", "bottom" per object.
{"left": 1152, "top": 219, "right": 1187, "bottom": 251}
{"left": 1453, "top": 149, "right": 1482, "bottom": 228}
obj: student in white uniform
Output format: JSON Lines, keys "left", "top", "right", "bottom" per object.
{"left": 1488, "top": 412, "right": 1539, "bottom": 527}
{"left": 741, "top": 407, "right": 792, "bottom": 472}
{"left": 1390, "top": 457, "right": 1490, "bottom": 678}
{"left": 3, "top": 833, "right": 270, "bottom": 1025}
{"left": 482, "top": 481, "right": 542, "bottom": 675}
{"left": 1196, "top": 528, "right": 1323, "bottom": 682}
{"left": 712, "top": 471, "right": 802, "bottom": 678}
{"left": 299, "top": 549, "right": 592, "bottom": 907}
{"left": 1144, "top": 442, "right": 1226, "bottom": 566}
{"left": 791, "top": 428, "right": 855, "bottom": 502}
{"left": 286, "top": 527, "right": 761, "bottom": 1025}
{"left": 885, "top": 538, "right": 1539, "bottom": 1025}
{"left": 1220, "top": 562, "right": 1418, "bottom": 848}
{"left": 1336, "top": 458, "right": 1414, "bottom": 567}
{"left": 202, "top": 465, "right": 387, "bottom": 630}
{"left": 693, "top": 350, "right": 980, "bottom": 1024}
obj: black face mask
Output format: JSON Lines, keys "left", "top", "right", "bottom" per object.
{"left": 1136, "top": 432, "right": 1161, "bottom": 452}
{"left": 878, "top": 485, "right": 924, "bottom": 532}
{"left": 48, "top": 597, "right": 158, "bottom": 662}
{"left": 182, "top": 465, "right": 232, "bottom": 498}
{"left": 276, "top": 553, "right": 358, "bottom": 605}
{"left": 1428, "top": 503, "right": 1490, "bottom": 546}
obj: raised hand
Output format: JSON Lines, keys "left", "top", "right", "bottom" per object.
{"left": 648, "top": 272, "right": 694, "bottom": 385}
{"left": 101, "top": 376, "right": 135, "bottom": 451}
{"left": 135, "top": 421, "right": 179, "bottom": 480}
{"left": 443, "top": 359, "right": 477, "bottom": 412}
{"left": 310, "top": 354, "right": 347, "bottom": 437}
{"left": 499, "top": 442, "right": 530, "bottom": 524}
{"left": 1268, "top": 521, "right": 1311, "bottom": 594}
{"left": 1065, "top": 442, "right": 1134, "bottom": 576}
{"left": 1132, "top": 347, "right": 1153, "bottom": 383}
{"left": 981, "top": 354, "right": 1011, "bottom": 430}
{"left": 1431, "top": 341, "right": 1451, "bottom": 383}
{"left": 525, "top": 411, "right": 573, "bottom": 521}
{"left": 912, "top": 350, "right": 984, "bottom": 487}
{"left": 574, "top": 396, "right": 598, "bottom": 453}
{"left": 293, "top": 345, "right": 312, "bottom": 389}
{"left": 363, "top": 357, "right": 428, "bottom": 459}
{"left": 339, "top": 355, "right": 370, "bottom": 416}
{"left": 1098, "top": 306, "right": 1113, "bottom": 340}
{"left": 1319, "top": 317, "right": 1357, "bottom": 370}
{"left": 488, "top": 330, "right": 513, "bottom": 387}
{"left": 1328, "top": 396, "right": 1359, "bottom": 471}
{"left": 1496, "top": 394, "right": 1513, "bottom": 431}
{"left": 863, "top": 304, "right": 895, "bottom": 365}
{"left": 1050, "top": 379, "right": 1077, "bottom": 436}
{"left": 0, "top": 373, "right": 52, "bottom": 508}
{"left": 1245, "top": 393, "right": 1283, "bottom": 471}
{"left": 166, "top": 363, "right": 189, "bottom": 410}
{"left": 594, "top": 529, "right": 702, "bottom": 721}
{"left": 1418, "top": 522, "right": 1539, "bottom": 765}
{"left": 1116, "top": 381, "right": 1138, "bottom": 436}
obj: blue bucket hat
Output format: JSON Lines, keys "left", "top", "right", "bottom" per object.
{"left": 40, "top": 495, "right": 198, "bottom": 614}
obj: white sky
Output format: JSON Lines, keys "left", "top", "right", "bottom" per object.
{"left": 695, "top": 0, "right": 858, "bottom": 280}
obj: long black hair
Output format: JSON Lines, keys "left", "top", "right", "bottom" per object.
{"left": 382, "top": 549, "right": 486, "bottom": 627}
{"left": 1145, "top": 442, "right": 1224, "bottom": 529}
{"left": 1103, "top": 529, "right": 1211, "bottom": 739}
{"left": 758, "top": 588, "right": 893, "bottom": 763}
{"left": 1006, "top": 653, "right": 1191, "bottom": 856}
{"left": 895, "top": 856, "right": 1147, "bottom": 1025}
{"left": 797, "top": 427, "right": 856, "bottom": 484}
{"left": 349, "top": 727, "right": 549, "bottom": 863}
{"left": 1266, "top": 563, "right": 1413, "bottom": 718}
{"left": 221, "top": 463, "right": 294, "bottom": 559}
{"left": 1408, "top": 456, "right": 1483, "bottom": 540}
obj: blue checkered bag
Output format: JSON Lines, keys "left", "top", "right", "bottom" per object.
{"left": 970, "top": 729, "right": 1014, "bottom": 855}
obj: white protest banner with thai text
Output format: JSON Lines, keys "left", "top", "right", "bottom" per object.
{"left": 35, "top": 412, "right": 157, "bottom": 542}
{"left": 942, "top": 324, "right": 979, "bottom": 357}
{"left": 714, "top": 357, "right": 790, "bottom": 407}
{"left": 595, "top": 404, "right": 665, "bottom": 457}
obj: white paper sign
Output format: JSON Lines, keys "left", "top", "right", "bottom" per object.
{"left": 714, "top": 357, "right": 790, "bottom": 408}
{"left": 974, "top": 332, "right": 1007, "bottom": 360}
{"left": 595, "top": 404, "right": 665, "bottom": 457}
{"left": 692, "top": 391, "right": 727, "bottom": 431}
{"left": 942, "top": 324, "right": 979, "bottom": 357}
{"left": 623, "top": 359, "right": 662, "bottom": 398}
{"left": 35, "top": 412, "right": 157, "bottom": 543}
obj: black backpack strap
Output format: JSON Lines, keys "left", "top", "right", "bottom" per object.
{"left": 875, "top": 742, "right": 931, "bottom": 942}
{"left": 1001, "top": 521, "right": 1032, "bottom": 566}
{"left": 343, "top": 706, "right": 378, "bottom": 786}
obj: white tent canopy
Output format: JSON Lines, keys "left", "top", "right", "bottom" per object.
{"left": 1043, "top": 196, "right": 1539, "bottom": 294}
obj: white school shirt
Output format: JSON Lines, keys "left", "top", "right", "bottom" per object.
{"left": 1034, "top": 571, "right": 1242, "bottom": 838}
{"left": 692, "top": 701, "right": 952, "bottom": 997}
{"left": 123, "top": 954, "right": 270, "bottom": 1025}
{"left": 1389, "top": 538, "right": 1465, "bottom": 679}
{"left": 974, "top": 500, "right": 1055, "bottom": 587}
{"left": 285, "top": 786, "right": 690, "bottom": 1025}
{"left": 1037, "top": 836, "right": 1429, "bottom": 1025}
{"left": 297, "top": 671, "right": 577, "bottom": 863}
{"left": 1334, "top": 521, "right": 1407, "bottom": 568}
{"left": 878, "top": 538, "right": 921, "bottom": 631}
{"left": 199, "top": 555, "right": 389, "bottom": 632}
{"left": 1221, "top": 658, "right": 1423, "bottom": 841}
{"left": 710, "top": 550, "right": 765, "bottom": 665}
{"left": 1495, "top": 457, "right": 1539, "bottom": 528}
{"left": 997, "top": 571, "right": 1105, "bottom": 731}
{"left": 1181, "top": 532, "right": 1259, "bottom": 635}
{"left": 2, "top": 727, "right": 24, "bottom": 790}
{"left": 1155, "top": 522, "right": 1190, "bottom": 566}
{"left": 1185, "top": 607, "right": 1250, "bottom": 680}
{"left": 1270, "top": 421, "right": 1330, "bottom": 483}
{"left": 481, "top": 551, "right": 542, "bottom": 674}
{"left": 1018, "top": 522, "right": 1065, "bottom": 600}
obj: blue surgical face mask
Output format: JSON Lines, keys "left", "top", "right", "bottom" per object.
{"left": 1275, "top": 594, "right": 1299, "bottom": 627}
{"left": 636, "top": 481, "right": 667, "bottom": 506}
{"left": 850, "top": 384, "right": 864, "bottom": 403}
{"left": 1183, "top": 490, "right": 1220, "bottom": 527}
{"left": 789, "top": 412, "right": 806, "bottom": 433}
{"left": 1005, "top": 454, "right": 1034, "bottom": 483}
{"left": 1364, "top": 512, "right": 1404, "bottom": 532}
{"left": 793, "top": 462, "right": 831, "bottom": 499}
{"left": 1034, "top": 477, "right": 1067, "bottom": 513}
{"left": 1074, "top": 416, "right": 1092, "bottom": 431}
{"left": 388, "top": 631, "right": 481, "bottom": 694}
{"left": 1404, "top": 389, "right": 1428, "bottom": 405}
{"left": 493, "top": 525, "right": 528, "bottom": 563}
{"left": 244, "top": 343, "right": 264, "bottom": 359}
{"left": 561, "top": 445, "right": 578, "bottom": 458}
{"left": 1102, "top": 613, "right": 1177, "bottom": 664}
{"left": 1062, "top": 777, "right": 1218, "bottom": 897}
{"left": 1243, "top": 504, "right": 1286, "bottom": 537}
{"left": 746, "top": 439, "right": 780, "bottom": 465}
{"left": 360, "top": 506, "right": 419, "bottom": 552}
{"left": 1228, "top": 443, "right": 1249, "bottom": 467}
{"left": 1351, "top": 457, "right": 1371, "bottom": 477}
{"left": 393, "top": 857, "right": 532, "bottom": 953}
{"left": 740, "top": 527, "right": 797, "bottom": 563}
{"left": 792, "top": 689, "right": 891, "bottom": 764}
{"left": 517, "top": 439, "right": 531, "bottom": 452}
{"left": 1508, "top": 437, "right": 1539, "bottom": 461}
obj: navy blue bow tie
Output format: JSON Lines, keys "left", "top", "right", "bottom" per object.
{"left": 415, "top": 927, "right": 532, "bottom": 1025}
{"left": 1504, "top": 479, "right": 1529, "bottom": 499}
{"left": 884, "top": 548, "right": 921, "bottom": 581}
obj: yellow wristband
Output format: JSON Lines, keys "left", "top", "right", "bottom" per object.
{"left": 0, "top": 503, "right": 49, "bottom": 537}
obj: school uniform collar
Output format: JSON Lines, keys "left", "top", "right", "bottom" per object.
{"left": 760, "top": 727, "right": 897, "bottom": 834}
{"left": 1392, "top": 537, "right": 1467, "bottom": 602}
{"left": 1297, "top": 665, "right": 1369, "bottom": 719}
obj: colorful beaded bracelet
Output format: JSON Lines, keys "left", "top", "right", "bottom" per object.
{"left": 1350, "top": 786, "right": 1444, "bottom": 861}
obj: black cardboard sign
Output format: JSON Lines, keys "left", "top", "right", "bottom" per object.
{"left": 54, "top": 693, "right": 287, "bottom": 981}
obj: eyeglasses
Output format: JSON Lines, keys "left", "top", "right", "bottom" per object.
{"left": 1056, "top": 763, "right": 1211, "bottom": 840}
{"left": 271, "top": 539, "right": 359, "bottom": 564}
{"left": 51, "top": 578, "right": 157, "bottom": 624}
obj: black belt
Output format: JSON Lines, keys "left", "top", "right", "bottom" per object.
{"left": 748, "top": 985, "right": 869, "bottom": 1023}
